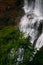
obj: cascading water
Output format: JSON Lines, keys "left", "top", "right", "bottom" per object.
{"left": 23, "top": 0, "right": 34, "bottom": 13}
{"left": 34, "top": 0, "right": 43, "bottom": 16}
{"left": 19, "top": 0, "right": 43, "bottom": 61}
{"left": 19, "top": 0, "right": 43, "bottom": 51}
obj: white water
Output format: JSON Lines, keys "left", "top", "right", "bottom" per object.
{"left": 35, "top": 33, "right": 43, "bottom": 50}
{"left": 23, "top": 0, "right": 34, "bottom": 13}
{"left": 34, "top": 0, "right": 43, "bottom": 16}
{"left": 19, "top": 0, "right": 43, "bottom": 51}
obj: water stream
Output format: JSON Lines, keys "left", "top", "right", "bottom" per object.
{"left": 19, "top": 0, "right": 43, "bottom": 50}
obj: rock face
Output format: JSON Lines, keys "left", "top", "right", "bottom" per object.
{"left": 0, "top": 0, "right": 24, "bottom": 26}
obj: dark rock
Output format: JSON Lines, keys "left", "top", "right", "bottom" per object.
{"left": 0, "top": 0, "right": 24, "bottom": 26}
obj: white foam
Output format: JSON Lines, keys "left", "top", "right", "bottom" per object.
{"left": 19, "top": 0, "right": 43, "bottom": 51}
{"left": 35, "top": 33, "right": 43, "bottom": 50}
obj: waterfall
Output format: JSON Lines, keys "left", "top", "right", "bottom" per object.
{"left": 34, "top": 0, "right": 43, "bottom": 16}
{"left": 35, "top": 33, "right": 43, "bottom": 50}
{"left": 19, "top": 0, "right": 43, "bottom": 51}
{"left": 23, "top": 0, "right": 34, "bottom": 13}
{"left": 23, "top": 0, "right": 29, "bottom": 13}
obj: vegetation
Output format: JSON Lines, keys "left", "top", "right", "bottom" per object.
{"left": 0, "top": 26, "right": 34, "bottom": 65}
{"left": 30, "top": 47, "right": 43, "bottom": 65}
{"left": 0, "top": 26, "right": 43, "bottom": 65}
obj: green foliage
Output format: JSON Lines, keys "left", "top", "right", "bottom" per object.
{"left": 0, "top": 26, "right": 43, "bottom": 65}
{"left": 0, "top": 26, "right": 34, "bottom": 65}
{"left": 30, "top": 47, "right": 43, "bottom": 65}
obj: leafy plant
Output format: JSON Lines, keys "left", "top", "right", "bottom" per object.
{"left": 0, "top": 26, "right": 34, "bottom": 65}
